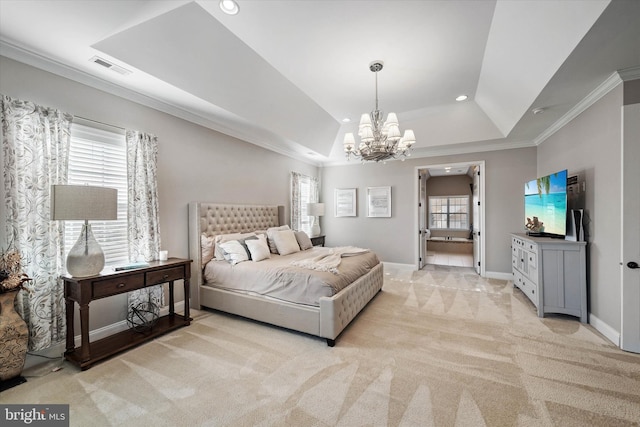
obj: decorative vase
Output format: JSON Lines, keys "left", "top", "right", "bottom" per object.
{"left": 0, "top": 289, "right": 29, "bottom": 381}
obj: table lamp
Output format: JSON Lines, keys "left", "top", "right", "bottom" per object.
{"left": 306, "top": 202, "right": 325, "bottom": 237}
{"left": 51, "top": 185, "right": 117, "bottom": 277}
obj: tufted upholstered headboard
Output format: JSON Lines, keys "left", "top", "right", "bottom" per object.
{"left": 187, "top": 202, "right": 285, "bottom": 308}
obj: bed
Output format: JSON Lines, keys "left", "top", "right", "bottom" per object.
{"left": 188, "top": 202, "right": 384, "bottom": 346}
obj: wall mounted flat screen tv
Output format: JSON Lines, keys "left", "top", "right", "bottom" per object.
{"left": 524, "top": 169, "right": 568, "bottom": 238}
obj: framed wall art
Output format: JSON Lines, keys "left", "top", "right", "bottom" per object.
{"left": 367, "top": 186, "right": 391, "bottom": 217}
{"left": 334, "top": 188, "right": 357, "bottom": 217}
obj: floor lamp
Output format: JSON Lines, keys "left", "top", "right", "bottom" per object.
{"left": 51, "top": 185, "right": 118, "bottom": 277}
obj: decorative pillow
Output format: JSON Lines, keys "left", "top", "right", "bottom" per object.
{"left": 294, "top": 230, "right": 313, "bottom": 250}
{"left": 272, "top": 229, "right": 301, "bottom": 256}
{"left": 214, "top": 232, "right": 256, "bottom": 260}
{"left": 201, "top": 234, "right": 215, "bottom": 265}
{"left": 245, "top": 234, "right": 271, "bottom": 262}
{"left": 237, "top": 235, "right": 258, "bottom": 259}
{"left": 266, "top": 225, "right": 290, "bottom": 254}
{"left": 219, "top": 240, "right": 250, "bottom": 265}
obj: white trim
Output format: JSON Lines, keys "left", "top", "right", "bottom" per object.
{"left": 0, "top": 40, "right": 324, "bottom": 168}
{"left": 589, "top": 313, "right": 620, "bottom": 346}
{"left": 485, "top": 271, "right": 513, "bottom": 281}
{"left": 619, "top": 66, "right": 640, "bottom": 82}
{"left": 323, "top": 140, "right": 533, "bottom": 167}
{"left": 534, "top": 71, "right": 623, "bottom": 146}
{"left": 382, "top": 262, "right": 417, "bottom": 272}
{"left": 23, "top": 301, "right": 186, "bottom": 370}
{"left": 414, "top": 161, "right": 486, "bottom": 278}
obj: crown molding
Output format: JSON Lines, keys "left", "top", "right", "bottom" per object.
{"left": 619, "top": 66, "right": 640, "bottom": 81}
{"left": 321, "top": 138, "right": 534, "bottom": 167}
{"left": 0, "top": 40, "right": 323, "bottom": 168}
{"left": 533, "top": 70, "right": 624, "bottom": 146}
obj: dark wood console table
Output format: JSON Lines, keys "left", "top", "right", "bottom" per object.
{"left": 63, "top": 258, "right": 192, "bottom": 370}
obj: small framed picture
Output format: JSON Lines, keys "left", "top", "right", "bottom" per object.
{"left": 367, "top": 186, "right": 391, "bottom": 218}
{"left": 335, "top": 188, "right": 357, "bottom": 217}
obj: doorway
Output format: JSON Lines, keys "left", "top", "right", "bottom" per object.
{"left": 416, "top": 161, "right": 485, "bottom": 275}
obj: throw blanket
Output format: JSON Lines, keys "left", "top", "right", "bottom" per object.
{"left": 291, "top": 246, "right": 369, "bottom": 274}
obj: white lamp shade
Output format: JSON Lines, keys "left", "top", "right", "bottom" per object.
{"left": 385, "top": 112, "right": 399, "bottom": 125}
{"left": 343, "top": 133, "right": 356, "bottom": 150}
{"left": 403, "top": 129, "right": 416, "bottom": 145}
{"left": 51, "top": 185, "right": 117, "bottom": 220}
{"left": 306, "top": 203, "right": 325, "bottom": 217}
{"left": 386, "top": 124, "right": 401, "bottom": 140}
{"left": 360, "top": 126, "right": 374, "bottom": 142}
{"left": 359, "top": 113, "right": 372, "bottom": 127}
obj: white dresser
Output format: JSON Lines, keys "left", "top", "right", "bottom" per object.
{"left": 511, "top": 233, "right": 588, "bottom": 323}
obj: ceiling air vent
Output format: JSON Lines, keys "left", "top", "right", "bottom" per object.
{"left": 90, "top": 56, "right": 132, "bottom": 76}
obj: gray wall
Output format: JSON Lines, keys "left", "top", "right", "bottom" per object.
{"left": 321, "top": 147, "right": 537, "bottom": 274}
{"left": 536, "top": 85, "right": 623, "bottom": 330}
{"left": 0, "top": 56, "right": 318, "bottom": 331}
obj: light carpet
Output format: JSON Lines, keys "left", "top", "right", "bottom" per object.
{"left": 2, "top": 265, "right": 640, "bottom": 426}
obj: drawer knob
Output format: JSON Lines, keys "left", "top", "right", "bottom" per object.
{"left": 163, "top": 274, "right": 169, "bottom": 280}
{"left": 117, "top": 283, "right": 126, "bottom": 288}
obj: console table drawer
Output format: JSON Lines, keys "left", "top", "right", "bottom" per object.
{"left": 93, "top": 274, "right": 144, "bottom": 298}
{"left": 146, "top": 266, "right": 184, "bottom": 286}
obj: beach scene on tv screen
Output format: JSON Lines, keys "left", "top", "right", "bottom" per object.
{"left": 524, "top": 170, "right": 567, "bottom": 235}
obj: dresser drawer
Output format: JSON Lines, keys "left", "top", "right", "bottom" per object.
{"left": 93, "top": 274, "right": 144, "bottom": 298}
{"left": 146, "top": 266, "right": 184, "bottom": 286}
{"left": 520, "top": 276, "right": 538, "bottom": 307}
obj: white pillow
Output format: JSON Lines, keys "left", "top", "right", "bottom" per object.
{"left": 272, "top": 229, "right": 301, "bottom": 256}
{"left": 294, "top": 230, "right": 313, "bottom": 250}
{"left": 266, "top": 225, "right": 290, "bottom": 254}
{"left": 214, "top": 232, "right": 256, "bottom": 260}
{"left": 219, "top": 240, "right": 250, "bottom": 265}
{"left": 201, "top": 234, "right": 215, "bottom": 265}
{"left": 246, "top": 234, "right": 271, "bottom": 262}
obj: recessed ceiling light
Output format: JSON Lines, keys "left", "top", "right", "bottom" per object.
{"left": 342, "top": 118, "right": 351, "bottom": 123}
{"left": 455, "top": 95, "right": 468, "bottom": 102}
{"left": 532, "top": 108, "right": 545, "bottom": 115}
{"left": 219, "top": 0, "right": 239, "bottom": 15}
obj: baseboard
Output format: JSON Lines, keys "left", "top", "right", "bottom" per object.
{"left": 588, "top": 313, "right": 620, "bottom": 346}
{"left": 485, "top": 271, "right": 513, "bottom": 281}
{"left": 383, "top": 262, "right": 417, "bottom": 272}
{"left": 24, "top": 301, "right": 186, "bottom": 370}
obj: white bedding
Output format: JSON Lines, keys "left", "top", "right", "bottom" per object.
{"left": 203, "top": 246, "right": 380, "bottom": 306}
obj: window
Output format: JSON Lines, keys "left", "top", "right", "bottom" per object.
{"left": 65, "top": 123, "right": 128, "bottom": 266}
{"left": 291, "top": 172, "right": 318, "bottom": 235}
{"left": 429, "top": 195, "right": 469, "bottom": 230}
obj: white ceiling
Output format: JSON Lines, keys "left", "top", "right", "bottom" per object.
{"left": 1, "top": 0, "right": 639, "bottom": 166}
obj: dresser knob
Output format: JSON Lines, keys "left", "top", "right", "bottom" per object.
{"left": 117, "top": 283, "right": 126, "bottom": 288}
{"left": 163, "top": 274, "right": 169, "bottom": 280}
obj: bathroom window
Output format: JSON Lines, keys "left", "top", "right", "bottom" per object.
{"left": 429, "top": 196, "right": 469, "bottom": 230}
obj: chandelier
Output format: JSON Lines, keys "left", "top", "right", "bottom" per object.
{"left": 343, "top": 61, "right": 416, "bottom": 162}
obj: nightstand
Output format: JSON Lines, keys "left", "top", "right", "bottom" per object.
{"left": 310, "top": 235, "right": 325, "bottom": 247}
{"left": 63, "top": 258, "right": 192, "bottom": 370}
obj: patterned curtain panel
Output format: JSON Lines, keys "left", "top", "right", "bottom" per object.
{"left": 125, "top": 130, "right": 163, "bottom": 309}
{"left": 290, "top": 171, "right": 319, "bottom": 235}
{"left": 1, "top": 95, "right": 72, "bottom": 351}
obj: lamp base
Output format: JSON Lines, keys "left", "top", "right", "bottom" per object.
{"left": 311, "top": 218, "right": 321, "bottom": 237}
{"left": 67, "top": 223, "right": 105, "bottom": 277}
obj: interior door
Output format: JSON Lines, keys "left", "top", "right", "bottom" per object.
{"left": 418, "top": 170, "right": 427, "bottom": 269}
{"left": 472, "top": 165, "right": 481, "bottom": 275}
{"left": 621, "top": 102, "right": 640, "bottom": 353}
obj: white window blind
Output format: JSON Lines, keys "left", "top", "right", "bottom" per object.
{"left": 65, "top": 123, "right": 128, "bottom": 266}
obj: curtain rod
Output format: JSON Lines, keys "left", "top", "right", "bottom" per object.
{"left": 75, "top": 115, "right": 125, "bottom": 131}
